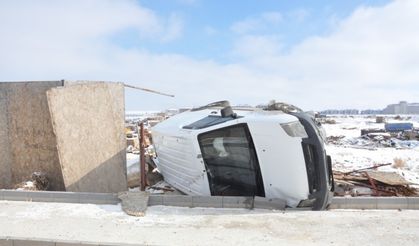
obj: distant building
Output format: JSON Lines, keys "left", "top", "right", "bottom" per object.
{"left": 382, "top": 101, "right": 419, "bottom": 114}
{"left": 360, "top": 109, "right": 383, "bottom": 115}
{"left": 320, "top": 109, "right": 359, "bottom": 115}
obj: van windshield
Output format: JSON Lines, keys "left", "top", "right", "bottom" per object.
{"left": 198, "top": 124, "right": 265, "bottom": 196}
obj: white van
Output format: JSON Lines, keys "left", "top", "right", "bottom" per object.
{"left": 152, "top": 101, "right": 334, "bottom": 210}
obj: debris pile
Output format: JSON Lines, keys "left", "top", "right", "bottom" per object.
{"left": 326, "top": 135, "right": 345, "bottom": 145}
{"left": 333, "top": 164, "right": 418, "bottom": 197}
{"left": 127, "top": 156, "right": 163, "bottom": 189}
{"left": 327, "top": 127, "right": 419, "bottom": 149}
{"left": 14, "top": 172, "right": 49, "bottom": 191}
{"left": 318, "top": 118, "right": 337, "bottom": 124}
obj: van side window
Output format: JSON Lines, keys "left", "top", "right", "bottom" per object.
{"left": 198, "top": 124, "right": 265, "bottom": 196}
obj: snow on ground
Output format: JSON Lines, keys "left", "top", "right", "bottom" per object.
{"left": 126, "top": 152, "right": 139, "bottom": 167}
{"left": 323, "top": 115, "right": 419, "bottom": 185}
{"left": 1, "top": 200, "right": 419, "bottom": 245}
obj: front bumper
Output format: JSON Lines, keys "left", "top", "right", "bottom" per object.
{"left": 291, "top": 112, "right": 334, "bottom": 210}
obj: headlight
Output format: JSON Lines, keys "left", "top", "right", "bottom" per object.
{"left": 280, "top": 121, "right": 308, "bottom": 138}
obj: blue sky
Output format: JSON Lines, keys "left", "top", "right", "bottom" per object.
{"left": 118, "top": 0, "right": 390, "bottom": 61}
{"left": 1, "top": 0, "right": 418, "bottom": 111}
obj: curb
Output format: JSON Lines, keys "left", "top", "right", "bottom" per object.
{"left": 0, "top": 237, "right": 142, "bottom": 246}
{"left": 1, "top": 190, "right": 419, "bottom": 210}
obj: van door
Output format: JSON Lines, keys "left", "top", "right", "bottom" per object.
{"left": 198, "top": 124, "right": 265, "bottom": 196}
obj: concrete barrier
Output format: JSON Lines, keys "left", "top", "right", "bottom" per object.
{"left": 0, "top": 190, "right": 119, "bottom": 205}
{"left": 1, "top": 190, "right": 419, "bottom": 210}
{"left": 0, "top": 237, "right": 142, "bottom": 246}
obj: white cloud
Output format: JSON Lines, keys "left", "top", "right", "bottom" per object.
{"left": 230, "top": 12, "right": 282, "bottom": 34}
{"left": 232, "top": 35, "right": 282, "bottom": 60}
{"left": 1, "top": 0, "right": 419, "bottom": 110}
{"left": 162, "top": 13, "right": 184, "bottom": 42}
{"left": 204, "top": 26, "right": 217, "bottom": 36}
{"left": 288, "top": 9, "right": 310, "bottom": 22}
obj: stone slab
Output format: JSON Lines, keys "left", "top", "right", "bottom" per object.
{"left": 118, "top": 191, "right": 149, "bottom": 216}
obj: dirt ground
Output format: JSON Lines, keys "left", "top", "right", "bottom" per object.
{"left": 1, "top": 201, "right": 419, "bottom": 245}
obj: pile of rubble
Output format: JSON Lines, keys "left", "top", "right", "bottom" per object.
{"left": 327, "top": 125, "right": 419, "bottom": 150}
{"left": 14, "top": 172, "right": 49, "bottom": 191}
{"left": 333, "top": 164, "right": 418, "bottom": 197}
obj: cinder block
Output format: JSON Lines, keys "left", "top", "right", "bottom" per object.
{"left": 376, "top": 197, "right": 408, "bottom": 210}
{"left": 222, "top": 196, "right": 253, "bottom": 209}
{"left": 192, "top": 196, "right": 222, "bottom": 208}
{"left": 330, "top": 197, "right": 348, "bottom": 209}
{"left": 0, "top": 238, "right": 12, "bottom": 246}
{"left": 346, "top": 197, "right": 377, "bottom": 209}
{"left": 2, "top": 190, "right": 29, "bottom": 201}
{"left": 253, "top": 196, "right": 286, "bottom": 210}
{"left": 13, "top": 239, "right": 55, "bottom": 246}
{"left": 407, "top": 197, "right": 419, "bottom": 210}
{"left": 163, "top": 195, "right": 192, "bottom": 207}
{"left": 148, "top": 195, "right": 163, "bottom": 206}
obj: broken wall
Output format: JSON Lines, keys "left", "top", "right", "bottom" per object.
{"left": 47, "top": 82, "right": 127, "bottom": 193}
{"left": 0, "top": 81, "right": 65, "bottom": 190}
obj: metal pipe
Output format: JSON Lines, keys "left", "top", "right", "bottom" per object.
{"left": 124, "top": 83, "right": 175, "bottom": 97}
{"left": 139, "top": 122, "right": 147, "bottom": 191}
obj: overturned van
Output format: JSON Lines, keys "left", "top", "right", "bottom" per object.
{"left": 152, "top": 101, "right": 334, "bottom": 210}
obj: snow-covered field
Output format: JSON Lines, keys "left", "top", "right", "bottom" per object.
{"left": 323, "top": 115, "right": 419, "bottom": 185}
